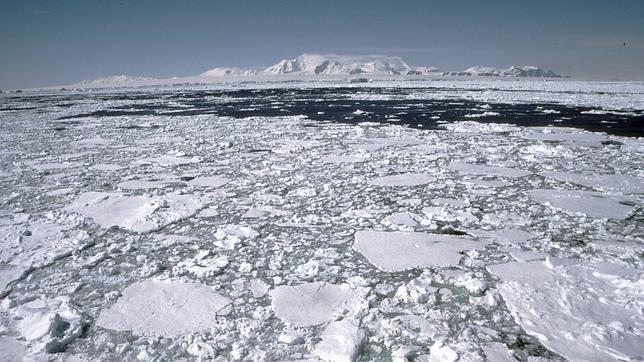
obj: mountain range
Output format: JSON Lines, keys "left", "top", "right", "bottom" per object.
{"left": 70, "top": 54, "right": 565, "bottom": 88}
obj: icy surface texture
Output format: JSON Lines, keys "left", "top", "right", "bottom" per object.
{"left": 0, "top": 81, "right": 642, "bottom": 361}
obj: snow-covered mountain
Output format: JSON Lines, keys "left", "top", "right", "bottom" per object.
{"left": 70, "top": 56, "right": 565, "bottom": 88}
{"left": 74, "top": 75, "right": 155, "bottom": 86}
{"left": 262, "top": 53, "right": 436, "bottom": 75}
{"left": 445, "top": 65, "right": 563, "bottom": 78}
{"left": 200, "top": 67, "right": 259, "bottom": 77}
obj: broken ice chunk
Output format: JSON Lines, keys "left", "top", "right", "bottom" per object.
{"left": 313, "top": 319, "right": 366, "bottom": 362}
{"left": 429, "top": 341, "right": 458, "bottom": 362}
{"left": 270, "top": 282, "right": 357, "bottom": 327}
{"left": 369, "top": 173, "right": 436, "bottom": 186}
{"left": 529, "top": 189, "right": 634, "bottom": 219}
{"left": 15, "top": 297, "right": 88, "bottom": 353}
{"left": 353, "top": 231, "right": 489, "bottom": 272}
{"left": 97, "top": 279, "right": 232, "bottom": 337}
{"left": 481, "top": 343, "right": 514, "bottom": 362}
{"left": 249, "top": 279, "right": 270, "bottom": 299}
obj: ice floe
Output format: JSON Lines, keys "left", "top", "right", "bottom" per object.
{"left": 270, "top": 282, "right": 362, "bottom": 327}
{"left": 448, "top": 162, "right": 531, "bottom": 178}
{"left": 488, "top": 260, "right": 644, "bottom": 361}
{"left": 529, "top": 189, "right": 634, "bottom": 219}
{"left": 65, "top": 192, "right": 203, "bottom": 233}
{"left": 369, "top": 173, "right": 436, "bottom": 186}
{"left": 354, "top": 231, "right": 489, "bottom": 272}
{"left": 542, "top": 171, "right": 644, "bottom": 194}
{"left": 97, "top": 279, "right": 232, "bottom": 336}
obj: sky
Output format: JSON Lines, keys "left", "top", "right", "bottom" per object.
{"left": 1, "top": 0, "right": 644, "bottom": 89}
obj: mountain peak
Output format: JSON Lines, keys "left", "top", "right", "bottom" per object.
{"left": 262, "top": 53, "right": 431, "bottom": 75}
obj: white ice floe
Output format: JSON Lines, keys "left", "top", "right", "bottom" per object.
{"left": 97, "top": 279, "right": 232, "bottom": 337}
{"left": 463, "top": 111, "right": 500, "bottom": 118}
{"left": 90, "top": 163, "right": 123, "bottom": 171}
{"left": 353, "top": 231, "right": 489, "bottom": 272}
{"left": 187, "top": 176, "right": 230, "bottom": 188}
{"left": 31, "top": 162, "right": 81, "bottom": 170}
{"left": 522, "top": 129, "right": 608, "bottom": 145}
{"left": 241, "top": 207, "right": 271, "bottom": 219}
{"left": 529, "top": 189, "right": 634, "bottom": 219}
{"left": 313, "top": 319, "right": 366, "bottom": 362}
{"left": 385, "top": 212, "right": 418, "bottom": 227}
{"left": 140, "top": 155, "right": 201, "bottom": 166}
{"left": 65, "top": 192, "right": 202, "bottom": 233}
{"left": 369, "top": 173, "right": 436, "bottom": 186}
{"left": 487, "top": 260, "right": 644, "bottom": 361}
{"left": 542, "top": 171, "right": 644, "bottom": 194}
{"left": 270, "top": 282, "right": 361, "bottom": 327}
{"left": 117, "top": 179, "right": 170, "bottom": 190}
{"left": 448, "top": 162, "right": 531, "bottom": 178}
{"left": 321, "top": 154, "right": 367, "bottom": 163}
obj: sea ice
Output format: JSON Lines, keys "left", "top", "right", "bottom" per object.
{"left": 353, "top": 231, "right": 489, "bottom": 272}
{"left": 369, "top": 173, "right": 436, "bottom": 186}
{"left": 313, "top": 319, "right": 366, "bottom": 362}
{"left": 542, "top": 171, "right": 644, "bottom": 194}
{"left": 0, "top": 337, "right": 26, "bottom": 361}
{"left": 97, "top": 279, "right": 232, "bottom": 337}
{"left": 448, "top": 162, "right": 531, "bottom": 178}
{"left": 529, "top": 189, "right": 634, "bottom": 219}
{"left": 187, "top": 176, "right": 230, "bottom": 188}
{"left": 488, "top": 260, "right": 644, "bottom": 361}
{"left": 270, "top": 282, "right": 358, "bottom": 327}
{"left": 15, "top": 297, "right": 88, "bottom": 353}
{"left": 65, "top": 192, "right": 202, "bottom": 233}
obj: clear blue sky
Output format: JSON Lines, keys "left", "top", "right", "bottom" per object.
{"left": 1, "top": 0, "right": 643, "bottom": 89}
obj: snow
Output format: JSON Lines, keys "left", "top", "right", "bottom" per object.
{"left": 200, "top": 67, "right": 259, "bottom": 77}
{"left": 97, "top": 279, "right": 232, "bottom": 336}
{"left": 270, "top": 282, "right": 358, "bottom": 327}
{"left": 459, "top": 65, "right": 562, "bottom": 78}
{"left": 353, "top": 231, "right": 489, "bottom": 272}
{"left": 488, "top": 260, "right": 644, "bottom": 361}
{"left": 262, "top": 53, "right": 426, "bottom": 75}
